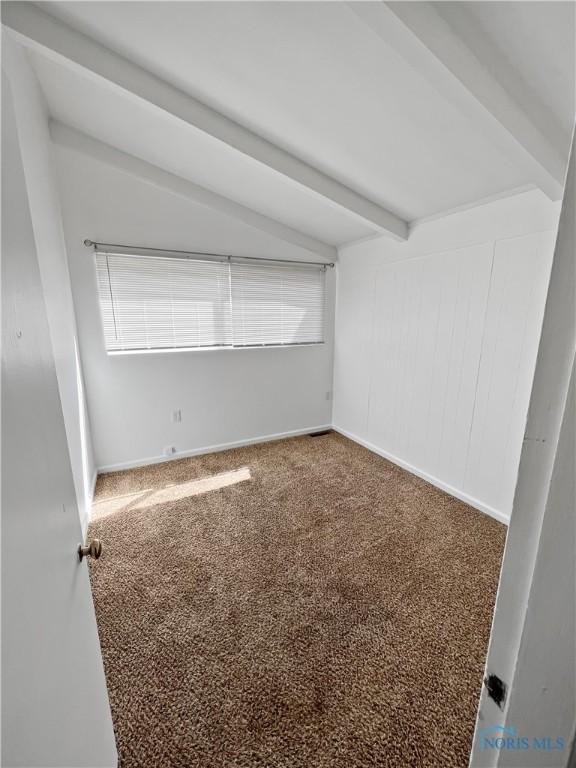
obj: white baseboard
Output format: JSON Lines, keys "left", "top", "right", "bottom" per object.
{"left": 96, "top": 425, "right": 332, "bottom": 474}
{"left": 96, "top": 423, "right": 508, "bottom": 526}
{"left": 333, "top": 425, "right": 510, "bottom": 526}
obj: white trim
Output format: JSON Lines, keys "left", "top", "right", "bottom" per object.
{"left": 95, "top": 420, "right": 510, "bottom": 525}
{"left": 3, "top": 2, "right": 408, "bottom": 240}
{"left": 341, "top": 187, "right": 541, "bottom": 251}
{"left": 107, "top": 342, "right": 325, "bottom": 357}
{"left": 333, "top": 425, "right": 510, "bottom": 526}
{"left": 409, "top": 185, "right": 538, "bottom": 231}
{"left": 97, "top": 425, "right": 332, "bottom": 474}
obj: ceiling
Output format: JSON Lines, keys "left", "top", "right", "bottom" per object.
{"left": 55, "top": 141, "right": 324, "bottom": 264}
{"left": 31, "top": 52, "right": 372, "bottom": 247}
{"left": 439, "top": 1, "right": 575, "bottom": 142}
{"left": 8, "top": 1, "right": 575, "bottom": 252}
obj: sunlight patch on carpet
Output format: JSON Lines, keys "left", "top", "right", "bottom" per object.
{"left": 92, "top": 467, "right": 251, "bottom": 519}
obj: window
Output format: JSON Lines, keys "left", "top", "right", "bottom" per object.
{"left": 230, "top": 261, "right": 325, "bottom": 348}
{"left": 95, "top": 252, "right": 326, "bottom": 352}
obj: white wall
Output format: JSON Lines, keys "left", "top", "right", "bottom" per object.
{"left": 54, "top": 142, "right": 335, "bottom": 472}
{"left": 334, "top": 190, "right": 560, "bottom": 522}
{"left": 2, "top": 40, "right": 95, "bottom": 534}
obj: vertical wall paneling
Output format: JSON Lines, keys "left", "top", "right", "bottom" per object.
{"left": 464, "top": 232, "right": 555, "bottom": 514}
{"left": 333, "top": 193, "right": 559, "bottom": 522}
{"left": 367, "top": 245, "right": 493, "bottom": 496}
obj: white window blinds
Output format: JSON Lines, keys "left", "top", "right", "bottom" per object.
{"left": 95, "top": 252, "right": 326, "bottom": 352}
{"left": 230, "top": 262, "right": 325, "bottom": 347}
{"left": 96, "top": 254, "right": 231, "bottom": 351}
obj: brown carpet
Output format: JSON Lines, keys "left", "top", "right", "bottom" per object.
{"left": 89, "top": 432, "right": 506, "bottom": 768}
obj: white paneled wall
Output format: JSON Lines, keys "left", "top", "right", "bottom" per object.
{"left": 368, "top": 244, "right": 493, "bottom": 496}
{"left": 464, "top": 233, "right": 555, "bottom": 515}
{"left": 334, "top": 191, "right": 559, "bottom": 523}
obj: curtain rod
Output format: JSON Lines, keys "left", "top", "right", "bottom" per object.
{"left": 83, "top": 240, "right": 335, "bottom": 269}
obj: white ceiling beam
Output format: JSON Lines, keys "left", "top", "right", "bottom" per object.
{"left": 2, "top": 1, "right": 408, "bottom": 241}
{"left": 51, "top": 121, "right": 337, "bottom": 262}
{"left": 349, "top": 1, "right": 566, "bottom": 201}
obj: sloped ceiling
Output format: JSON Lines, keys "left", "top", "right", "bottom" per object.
{"left": 439, "top": 1, "right": 575, "bottom": 143}
{"left": 5, "top": 1, "right": 574, "bottom": 251}
{"left": 55, "top": 141, "right": 324, "bottom": 263}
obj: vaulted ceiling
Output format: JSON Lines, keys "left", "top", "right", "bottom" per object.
{"left": 3, "top": 1, "right": 574, "bottom": 259}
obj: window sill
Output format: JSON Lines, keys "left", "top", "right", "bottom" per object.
{"left": 107, "top": 342, "right": 325, "bottom": 356}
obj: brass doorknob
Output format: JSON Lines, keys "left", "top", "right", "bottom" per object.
{"left": 78, "top": 539, "right": 102, "bottom": 562}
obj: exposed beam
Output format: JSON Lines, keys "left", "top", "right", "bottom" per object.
{"left": 2, "top": 1, "right": 408, "bottom": 240}
{"left": 51, "top": 121, "right": 338, "bottom": 262}
{"left": 349, "top": 1, "right": 566, "bottom": 201}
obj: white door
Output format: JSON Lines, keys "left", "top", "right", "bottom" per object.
{"left": 1, "top": 76, "right": 117, "bottom": 767}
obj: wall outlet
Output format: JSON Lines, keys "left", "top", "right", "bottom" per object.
{"left": 172, "top": 409, "right": 182, "bottom": 423}
{"left": 164, "top": 445, "right": 177, "bottom": 457}
{"left": 325, "top": 391, "right": 332, "bottom": 401}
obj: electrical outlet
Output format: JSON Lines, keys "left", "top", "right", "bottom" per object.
{"left": 172, "top": 409, "right": 182, "bottom": 423}
{"left": 325, "top": 391, "right": 332, "bottom": 401}
{"left": 164, "top": 446, "right": 177, "bottom": 457}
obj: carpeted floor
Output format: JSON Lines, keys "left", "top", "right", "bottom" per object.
{"left": 89, "top": 432, "right": 506, "bottom": 768}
